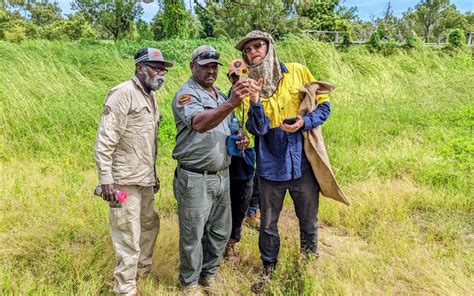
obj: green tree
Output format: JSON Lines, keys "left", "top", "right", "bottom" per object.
{"left": 0, "top": 8, "right": 12, "bottom": 39}
{"left": 3, "top": 0, "right": 36, "bottom": 17}
{"left": 40, "top": 13, "right": 96, "bottom": 40}
{"left": 27, "top": 1, "right": 61, "bottom": 26}
{"left": 196, "top": 0, "right": 295, "bottom": 39}
{"left": 150, "top": 12, "right": 164, "bottom": 40}
{"left": 135, "top": 19, "right": 154, "bottom": 40}
{"left": 195, "top": 2, "right": 216, "bottom": 38}
{"left": 72, "top": 0, "right": 143, "bottom": 39}
{"left": 410, "top": 0, "right": 452, "bottom": 42}
{"left": 350, "top": 20, "right": 374, "bottom": 42}
{"left": 296, "top": 0, "right": 339, "bottom": 31}
{"left": 373, "top": 2, "right": 402, "bottom": 41}
{"left": 464, "top": 12, "right": 474, "bottom": 32}
{"left": 3, "top": 23, "right": 26, "bottom": 42}
{"left": 161, "top": 0, "right": 192, "bottom": 39}
{"left": 433, "top": 6, "right": 468, "bottom": 38}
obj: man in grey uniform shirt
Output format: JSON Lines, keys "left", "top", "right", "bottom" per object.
{"left": 95, "top": 48, "right": 172, "bottom": 296}
{"left": 172, "top": 45, "right": 260, "bottom": 294}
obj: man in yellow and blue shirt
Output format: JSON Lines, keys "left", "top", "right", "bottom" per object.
{"left": 235, "top": 30, "right": 331, "bottom": 293}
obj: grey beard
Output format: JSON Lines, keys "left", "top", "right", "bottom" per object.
{"left": 144, "top": 72, "right": 165, "bottom": 91}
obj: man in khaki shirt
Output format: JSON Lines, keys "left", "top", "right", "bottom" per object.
{"left": 94, "top": 48, "right": 173, "bottom": 296}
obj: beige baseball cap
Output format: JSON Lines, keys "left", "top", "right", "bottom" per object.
{"left": 191, "top": 45, "right": 222, "bottom": 65}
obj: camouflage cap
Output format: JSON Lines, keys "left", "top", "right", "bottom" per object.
{"left": 235, "top": 30, "right": 274, "bottom": 51}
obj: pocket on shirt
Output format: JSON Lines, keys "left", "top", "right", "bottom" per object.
{"left": 128, "top": 105, "right": 153, "bottom": 128}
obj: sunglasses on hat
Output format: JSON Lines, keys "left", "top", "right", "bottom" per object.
{"left": 193, "top": 51, "right": 220, "bottom": 63}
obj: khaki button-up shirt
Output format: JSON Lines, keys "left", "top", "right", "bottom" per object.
{"left": 94, "top": 75, "right": 159, "bottom": 187}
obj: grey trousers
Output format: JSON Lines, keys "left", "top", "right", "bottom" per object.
{"left": 110, "top": 185, "right": 160, "bottom": 295}
{"left": 173, "top": 167, "right": 232, "bottom": 286}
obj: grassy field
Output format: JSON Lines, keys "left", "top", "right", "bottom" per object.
{"left": 0, "top": 37, "right": 473, "bottom": 295}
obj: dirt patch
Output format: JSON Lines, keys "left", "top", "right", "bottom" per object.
{"left": 277, "top": 204, "right": 369, "bottom": 260}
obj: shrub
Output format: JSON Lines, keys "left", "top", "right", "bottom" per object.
{"left": 41, "top": 18, "right": 96, "bottom": 41}
{"left": 0, "top": 9, "right": 12, "bottom": 39}
{"left": 367, "top": 31, "right": 381, "bottom": 52}
{"left": 403, "top": 36, "right": 423, "bottom": 50}
{"left": 380, "top": 40, "right": 401, "bottom": 56}
{"left": 4, "top": 25, "right": 26, "bottom": 43}
{"left": 448, "top": 28, "right": 466, "bottom": 47}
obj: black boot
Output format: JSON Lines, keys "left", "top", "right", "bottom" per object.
{"left": 251, "top": 263, "right": 275, "bottom": 293}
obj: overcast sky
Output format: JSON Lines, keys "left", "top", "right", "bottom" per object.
{"left": 56, "top": 0, "right": 473, "bottom": 23}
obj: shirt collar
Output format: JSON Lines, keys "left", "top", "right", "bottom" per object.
{"left": 188, "top": 76, "right": 221, "bottom": 99}
{"left": 132, "top": 75, "right": 152, "bottom": 97}
{"left": 279, "top": 62, "right": 289, "bottom": 73}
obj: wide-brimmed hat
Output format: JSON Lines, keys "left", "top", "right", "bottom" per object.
{"left": 234, "top": 30, "right": 273, "bottom": 51}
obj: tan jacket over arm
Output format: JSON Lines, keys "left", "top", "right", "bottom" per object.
{"left": 299, "top": 81, "right": 350, "bottom": 206}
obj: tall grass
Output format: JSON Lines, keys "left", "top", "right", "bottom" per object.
{"left": 1, "top": 37, "right": 473, "bottom": 295}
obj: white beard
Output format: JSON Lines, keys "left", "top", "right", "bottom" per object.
{"left": 144, "top": 72, "right": 165, "bottom": 91}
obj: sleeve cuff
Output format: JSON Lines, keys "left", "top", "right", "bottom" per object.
{"left": 302, "top": 115, "right": 312, "bottom": 131}
{"left": 99, "top": 174, "right": 114, "bottom": 185}
{"left": 250, "top": 99, "right": 262, "bottom": 107}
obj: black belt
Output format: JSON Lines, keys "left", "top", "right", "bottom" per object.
{"left": 179, "top": 164, "right": 223, "bottom": 175}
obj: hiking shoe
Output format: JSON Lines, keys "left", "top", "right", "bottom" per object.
{"left": 180, "top": 283, "right": 204, "bottom": 296}
{"left": 224, "top": 238, "right": 239, "bottom": 263}
{"left": 136, "top": 267, "right": 151, "bottom": 279}
{"left": 198, "top": 274, "right": 218, "bottom": 295}
{"left": 250, "top": 264, "right": 275, "bottom": 293}
{"left": 245, "top": 211, "right": 260, "bottom": 230}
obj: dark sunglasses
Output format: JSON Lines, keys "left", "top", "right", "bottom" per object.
{"left": 143, "top": 63, "right": 168, "bottom": 74}
{"left": 193, "top": 51, "right": 220, "bottom": 63}
{"left": 243, "top": 41, "right": 267, "bottom": 54}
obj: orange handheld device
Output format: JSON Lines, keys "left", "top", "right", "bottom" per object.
{"left": 239, "top": 68, "right": 249, "bottom": 80}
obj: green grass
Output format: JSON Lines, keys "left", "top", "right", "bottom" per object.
{"left": 0, "top": 37, "right": 473, "bottom": 295}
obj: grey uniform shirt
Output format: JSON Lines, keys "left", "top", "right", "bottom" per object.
{"left": 172, "top": 77, "right": 231, "bottom": 172}
{"left": 94, "top": 75, "right": 159, "bottom": 187}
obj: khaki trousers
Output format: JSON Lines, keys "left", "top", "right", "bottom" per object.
{"left": 110, "top": 185, "right": 160, "bottom": 295}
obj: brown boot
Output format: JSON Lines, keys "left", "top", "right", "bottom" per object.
{"left": 224, "top": 238, "right": 239, "bottom": 263}
{"left": 245, "top": 209, "right": 260, "bottom": 230}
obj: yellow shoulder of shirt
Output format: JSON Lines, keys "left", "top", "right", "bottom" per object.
{"left": 284, "top": 63, "right": 330, "bottom": 104}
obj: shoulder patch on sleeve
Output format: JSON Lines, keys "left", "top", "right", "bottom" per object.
{"left": 177, "top": 94, "right": 192, "bottom": 107}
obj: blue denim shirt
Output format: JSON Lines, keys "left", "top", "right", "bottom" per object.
{"left": 246, "top": 101, "right": 330, "bottom": 181}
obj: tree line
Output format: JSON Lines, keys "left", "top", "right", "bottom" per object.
{"left": 1, "top": 0, "right": 472, "bottom": 46}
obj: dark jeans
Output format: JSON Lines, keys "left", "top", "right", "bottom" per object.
{"left": 229, "top": 178, "right": 253, "bottom": 241}
{"left": 246, "top": 174, "right": 260, "bottom": 216}
{"left": 258, "top": 170, "right": 320, "bottom": 266}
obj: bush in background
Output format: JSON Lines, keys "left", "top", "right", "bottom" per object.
{"left": 403, "top": 35, "right": 423, "bottom": 50}
{"left": 367, "top": 31, "right": 381, "bottom": 52}
{"left": 380, "top": 39, "right": 402, "bottom": 56}
{"left": 448, "top": 28, "right": 466, "bottom": 47}
{"left": 3, "top": 24, "right": 25, "bottom": 43}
